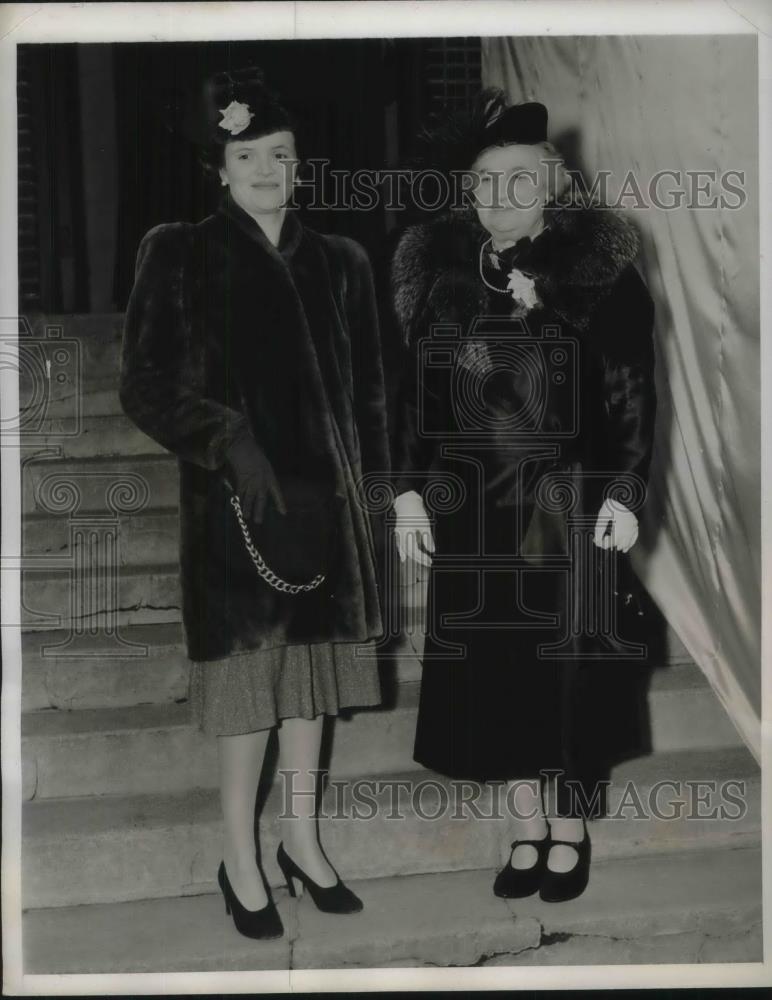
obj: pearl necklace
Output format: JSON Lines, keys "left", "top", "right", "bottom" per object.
{"left": 478, "top": 225, "right": 548, "bottom": 294}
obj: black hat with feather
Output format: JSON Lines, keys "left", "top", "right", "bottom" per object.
{"left": 414, "top": 87, "right": 548, "bottom": 175}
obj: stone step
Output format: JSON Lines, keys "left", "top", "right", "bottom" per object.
{"left": 19, "top": 563, "right": 181, "bottom": 631}
{"left": 22, "top": 453, "right": 178, "bottom": 517}
{"left": 21, "top": 623, "right": 189, "bottom": 712}
{"left": 22, "top": 745, "right": 760, "bottom": 908}
{"left": 21, "top": 517, "right": 414, "bottom": 608}
{"left": 25, "top": 386, "right": 123, "bottom": 421}
{"left": 18, "top": 551, "right": 696, "bottom": 687}
{"left": 22, "top": 413, "right": 166, "bottom": 460}
{"left": 18, "top": 548, "right": 421, "bottom": 635}
{"left": 23, "top": 509, "right": 178, "bottom": 568}
{"left": 646, "top": 657, "right": 743, "bottom": 751}
{"left": 21, "top": 623, "right": 421, "bottom": 712}
{"left": 19, "top": 314, "right": 124, "bottom": 425}
{"left": 19, "top": 462, "right": 696, "bottom": 681}
{"left": 20, "top": 506, "right": 411, "bottom": 582}
{"left": 22, "top": 680, "right": 422, "bottom": 801}
{"left": 21, "top": 845, "right": 762, "bottom": 972}
{"left": 20, "top": 658, "right": 743, "bottom": 801}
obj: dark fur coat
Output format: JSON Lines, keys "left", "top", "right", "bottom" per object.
{"left": 390, "top": 204, "right": 658, "bottom": 787}
{"left": 391, "top": 204, "right": 657, "bottom": 515}
{"left": 120, "top": 193, "right": 389, "bottom": 660}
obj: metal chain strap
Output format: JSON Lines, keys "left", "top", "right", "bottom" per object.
{"left": 229, "top": 493, "right": 326, "bottom": 595}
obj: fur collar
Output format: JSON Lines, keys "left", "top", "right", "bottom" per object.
{"left": 391, "top": 204, "right": 640, "bottom": 337}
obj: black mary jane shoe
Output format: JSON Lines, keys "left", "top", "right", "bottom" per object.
{"left": 493, "top": 832, "right": 551, "bottom": 899}
{"left": 277, "top": 841, "right": 363, "bottom": 914}
{"left": 217, "top": 861, "right": 284, "bottom": 939}
{"left": 538, "top": 822, "right": 592, "bottom": 902}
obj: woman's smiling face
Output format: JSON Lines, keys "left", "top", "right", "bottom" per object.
{"left": 471, "top": 143, "right": 547, "bottom": 246}
{"left": 219, "top": 130, "right": 297, "bottom": 214}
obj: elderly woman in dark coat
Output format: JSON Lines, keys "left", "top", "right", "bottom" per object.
{"left": 391, "top": 91, "right": 656, "bottom": 903}
{"left": 120, "top": 69, "right": 389, "bottom": 937}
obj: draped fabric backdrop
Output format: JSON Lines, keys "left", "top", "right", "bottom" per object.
{"left": 483, "top": 35, "right": 760, "bottom": 760}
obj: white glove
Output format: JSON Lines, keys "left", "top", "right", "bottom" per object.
{"left": 593, "top": 497, "right": 638, "bottom": 552}
{"left": 393, "top": 490, "right": 435, "bottom": 567}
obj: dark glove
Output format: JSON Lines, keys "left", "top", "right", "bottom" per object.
{"left": 223, "top": 431, "right": 286, "bottom": 524}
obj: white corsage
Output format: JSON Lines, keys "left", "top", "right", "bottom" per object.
{"left": 218, "top": 100, "right": 254, "bottom": 136}
{"left": 506, "top": 268, "right": 541, "bottom": 312}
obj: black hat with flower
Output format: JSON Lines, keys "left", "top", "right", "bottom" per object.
{"left": 180, "top": 67, "right": 296, "bottom": 178}
{"left": 200, "top": 66, "right": 296, "bottom": 177}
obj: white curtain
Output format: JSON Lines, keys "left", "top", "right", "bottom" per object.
{"left": 483, "top": 35, "right": 760, "bottom": 760}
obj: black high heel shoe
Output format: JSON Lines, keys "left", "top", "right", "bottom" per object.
{"left": 493, "top": 831, "right": 551, "bottom": 898}
{"left": 277, "top": 842, "right": 363, "bottom": 914}
{"left": 217, "top": 861, "right": 284, "bottom": 939}
{"left": 538, "top": 820, "right": 592, "bottom": 902}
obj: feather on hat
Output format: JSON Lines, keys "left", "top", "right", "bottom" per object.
{"left": 413, "top": 87, "right": 548, "bottom": 174}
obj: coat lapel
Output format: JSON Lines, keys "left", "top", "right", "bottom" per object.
{"left": 211, "top": 192, "right": 358, "bottom": 479}
{"left": 217, "top": 187, "right": 304, "bottom": 260}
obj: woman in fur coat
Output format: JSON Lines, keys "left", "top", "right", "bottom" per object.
{"left": 391, "top": 91, "right": 657, "bottom": 902}
{"left": 120, "top": 69, "right": 389, "bottom": 937}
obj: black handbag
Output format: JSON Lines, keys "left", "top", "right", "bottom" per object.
{"left": 227, "top": 475, "right": 343, "bottom": 594}
{"left": 580, "top": 547, "right": 650, "bottom": 660}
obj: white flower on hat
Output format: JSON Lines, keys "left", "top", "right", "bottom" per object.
{"left": 506, "top": 268, "right": 540, "bottom": 311}
{"left": 218, "top": 100, "right": 254, "bottom": 136}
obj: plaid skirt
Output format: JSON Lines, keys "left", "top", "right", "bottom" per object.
{"left": 188, "top": 640, "right": 381, "bottom": 736}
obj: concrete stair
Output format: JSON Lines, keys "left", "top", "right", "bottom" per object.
{"left": 22, "top": 680, "right": 423, "bottom": 800}
{"left": 23, "top": 509, "right": 179, "bottom": 568}
{"left": 22, "top": 453, "right": 178, "bottom": 515}
{"left": 21, "top": 622, "right": 421, "bottom": 712}
{"left": 18, "top": 313, "right": 762, "bottom": 969}
{"left": 21, "top": 655, "right": 745, "bottom": 802}
{"left": 20, "top": 562, "right": 181, "bottom": 630}
{"left": 22, "top": 744, "right": 761, "bottom": 910}
{"left": 22, "top": 314, "right": 123, "bottom": 394}
{"left": 22, "top": 623, "right": 189, "bottom": 712}
{"left": 22, "top": 846, "right": 762, "bottom": 971}
{"left": 23, "top": 413, "right": 167, "bottom": 459}
{"left": 19, "top": 548, "right": 698, "bottom": 651}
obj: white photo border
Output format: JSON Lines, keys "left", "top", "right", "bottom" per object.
{"left": 1, "top": 0, "right": 769, "bottom": 994}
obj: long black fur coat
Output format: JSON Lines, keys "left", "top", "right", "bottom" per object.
{"left": 121, "top": 193, "right": 389, "bottom": 660}
{"left": 390, "top": 203, "right": 659, "bottom": 786}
